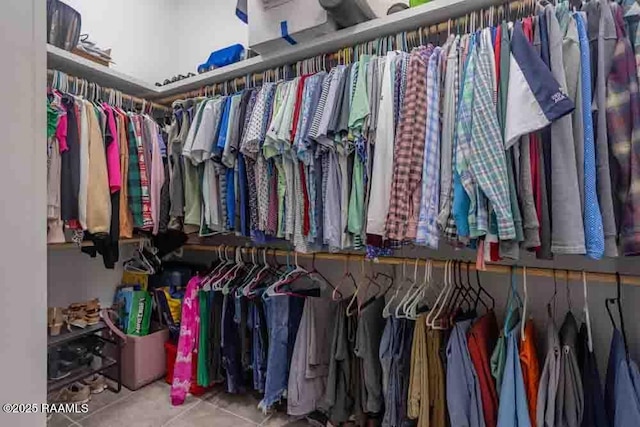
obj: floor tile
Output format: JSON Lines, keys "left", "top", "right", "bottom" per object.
{"left": 68, "top": 380, "right": 132, "bottom": 421}
{"left": 79, "top": 381, "right": 199, "bottom": 427}
{"left": 165, "top": 401, "right": 257, "bottom": 427}
{"left": 261, "top": 412, "right": 308, "bottom": 427}
{"left": 207, "top": 391, "right": 268, "bottom": 424}
{"left": 47, "top": 413, "right": 75, "bottom": 427}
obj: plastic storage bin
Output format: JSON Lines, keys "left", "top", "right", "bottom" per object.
{"left": 120, "top": 326, "right": 169, "bottom": 390}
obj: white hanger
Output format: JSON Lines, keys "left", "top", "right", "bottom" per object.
{"left": 405, "top": 259, "right": 431, "bottom": 319}
{"left": 426, "top": 260, "right": 451, "bottom": 328}
{"left": 244, "top": 248, "right": 272, "bottom": 297}
{"left": 431, "top": 260, "right": 456, "bottom": 330}
{"left": 383, "top": 259, "right": 405, "bottom": 319}
{"left": 395, "top": 259, "right": 419, "bottom": 318}
{"left": 265, "top": 251, "right": 307, "bottom": 297}
{"left": 521, "top": 266, "right": 528, "bottom": 341}
{"left": 346, "top": 258, "right": 365, "bottom": 317}
{"left": 583, "top": 271, "right": 594, "bottom": 353}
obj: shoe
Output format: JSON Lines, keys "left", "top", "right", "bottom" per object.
{"left": 48, "top": 307, "right": 65, "bottom": 336}
{"left": 48, "top": 349, "right": 71, "bottom": 381}
{"left": 60, "top": 342, "right": 92, "bottom": 369}
{"left": 55, "top": 383, "right": 91, "bottom": 404}
{"left": 306, "top": 411, "right": 328, "bottom": 427}
{"left": 84, "top": 299, "right": 101, "bottom": 326}
{"left": 83, "top": 374, "right": 107, "bottom": 394}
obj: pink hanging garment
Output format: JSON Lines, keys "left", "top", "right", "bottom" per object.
{"left": 170, "top": 275, "right": 202, "bottom": 405}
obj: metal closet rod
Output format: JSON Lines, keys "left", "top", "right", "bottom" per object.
{"left": 185, "top": 244, "right": 640, "bottom": 287}
{"left": 47, "top": 69, "right": 172, "bottom": 113}
{"left": 157, "top": 0, "right": 536, "bottom": 105}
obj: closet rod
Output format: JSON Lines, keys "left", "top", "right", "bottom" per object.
{"left": 47, "top": 69, "right": 172, "bottom": 113}
{"left": 157, "top": 0, "right": 532, "bottom": 105}
{"left": 184, "top": 244, "right": 640, "bottom": 287}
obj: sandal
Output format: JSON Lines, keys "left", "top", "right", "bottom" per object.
{"left": 47, "top": 307, "right": 65, "bottom": 336}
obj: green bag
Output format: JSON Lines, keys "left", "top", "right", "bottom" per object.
{"left": 126, "top": 291, "right": 152, "bottom": 336}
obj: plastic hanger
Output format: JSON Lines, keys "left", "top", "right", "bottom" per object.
{"left": 427, "top": 260, "right": 453, "bottom": 329}
{"left": 395, "top": 259, "right": 419, "bottom": 318}
{"left": 382, "top": 259, "right": 403, "bottom": 319}
{"left": 504, "top": 266, "right": 523, "bottom": 335}
{"left": 332, "top": 255, "right": 354, "bottom": 301}
{"left": 582, "top": 271, "right": 594, "bottom": 353}
{"left": 435, "top": 260, "right": 458, "bottom": 329}
{"left": 606, "top": 272, "right": 629, "bottom": 355}
{"left": 347, "top": 258, "right": 367, "bottom": 317}
{"left": 405, "top": 259, "right": 434, "bottom": 319}
{"left": 265, "top": 252, "right": 308, "bottom": 297}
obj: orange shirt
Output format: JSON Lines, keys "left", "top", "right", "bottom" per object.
{"left": 519, "top": 319, "right": 541, "bottom": 426}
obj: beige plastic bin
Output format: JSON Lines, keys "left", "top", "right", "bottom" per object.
{"left": 120, "top": 325, "right": 169, "bottom": 390}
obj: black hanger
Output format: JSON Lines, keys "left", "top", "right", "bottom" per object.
{"left": 606, "top": 272, "right": 629, "bottom": 355}
{"left": 473, "top": 262, "right": 495, "bottom": 310}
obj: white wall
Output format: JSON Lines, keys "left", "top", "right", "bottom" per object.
{"left": 170, "top": 0, "right": 249, "bottom": 78}
{"left": 63, "top": 0, "right": 177, "bottom": 83}
{"left": 63, "top": 0, "right": 248, "bottom": 83}
{"left": 0, "top": 0, "right": 47, "bottom": 425}
{"left": 48, "top": 246, "right": 134, "bottom": 308}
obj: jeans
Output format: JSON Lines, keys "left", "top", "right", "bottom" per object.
{"left": 259, "top": 294, "right": 304, "bottom": 411}
{"left": 222, "top": 295, "right": 243, "bottom": 393}
{"left": 250, "top": 294, "right": 268, "bottom": 393}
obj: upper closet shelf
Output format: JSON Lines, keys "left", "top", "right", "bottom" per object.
{"left": 46, "top": 0, "right": 502, "bottom": 101}
{"left": 47, "top": 44, "right": 158, "bottom": 98}
{"left": 156, "top": 0, "right": 502, "bottom": 99}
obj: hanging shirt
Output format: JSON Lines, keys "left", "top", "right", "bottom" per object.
{"left": 417, "top": 46, "right": 442, "bottom": 248}
{"left": 607, "top": 3, "right": 640, "bottom": 255}
{"left": 556, "top": 312, "right": 584, "bottom": 427}
{"left": 536, "top": 311, "right": 561, "bottom": 427}
{"left": 582, "top": 0, "right": 619, "bottom": 257}
{"left": 605, "top": 329, "right": 640, "bottom": 427}
{"left": 468, "top": 311, "right": 500, "bottom": 427}
{"left": 438, "top": 36, "right": 461, "bottom": 243}
{"left": 496, "top": 325, "right": 531, "bottom": 427}
{"left": 446, "top": 319, "right": 486, "bottom": 427}
{"left": 385, "top": 46, "right": 429, "bottom": 242}
{"left": 578, "top": 323, "right": 608, "bottom": 427}
{"left": 574, "top": 12, "right": 605, "bottom": 259}
{"left": 366, "top": 51, "right": 398, "bottom": 238}
{"left": 519, "top": 319, "right": 541, "bottom": 426}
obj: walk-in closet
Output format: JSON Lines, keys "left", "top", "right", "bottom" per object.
{"left": 5, "top": 0, "right": 640, "bottom": 426}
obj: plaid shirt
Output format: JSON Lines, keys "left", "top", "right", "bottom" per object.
{"left": 134, "top": 115, "right": 154, "bottom": 230}
{"left": 127, "top": 113, "right": 143, "bottom": 228}
{"left": 417, "top": 47, "right": 442, "bottom": 248}
{"left": 469, "top": 32, "right": 515, "bottom": 240}
{"left": 455, "top": 35, "right": 478, "bottom": 241}
{"left": 608, "top": 4, "right": 640, "bottom": 255}
{"left": 385, "top": 47, "right": 429, "bottom": 241}
{"left": 438, "top": 37, "right": 461, "bottom": 242}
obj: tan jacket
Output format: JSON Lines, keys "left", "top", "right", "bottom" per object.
{"left": 85, "top": 101, "right": 111, "bottom": 234}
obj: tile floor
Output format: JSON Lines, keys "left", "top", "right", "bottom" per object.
{"left": 47, "top": 380, "right": 309, "bottom": 427}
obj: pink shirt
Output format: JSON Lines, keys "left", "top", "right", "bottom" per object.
{"left": 56, "top": 113, "right": 68, "bottom": 153}
{"left": 102, "top": 104, "right": 122, "bottom": 193}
